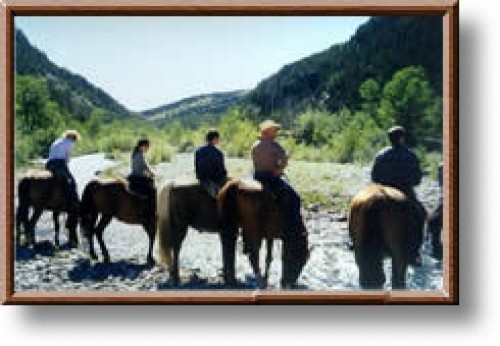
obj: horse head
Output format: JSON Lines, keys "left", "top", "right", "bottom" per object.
{"left": 281, "top": 219, "right": 310, "bottom": 288}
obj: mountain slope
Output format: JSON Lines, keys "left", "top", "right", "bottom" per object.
{"left": 142, "top": 90, "right": 247, "bottom": 126}
{"left": 15, "top": 29, "right": 131, "bottom": 119}
{"left": 247, "top": 16, "right": 443, "bottom": 118}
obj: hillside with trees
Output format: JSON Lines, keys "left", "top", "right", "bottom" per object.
{"left": 15, "top": 30, "right": 132, "bottom": 120}
{"left": 246, "top": 16, "right": 442, "bottom": 125}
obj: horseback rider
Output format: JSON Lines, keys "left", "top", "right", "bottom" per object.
{"left": 195, "top": 128, "right": 228, "bottom": 198}
{"left": 371, "top": 126, "right": 426, "bottom": 265}
{"left": 251, "top": 119, "right": 302, "bottom": 238}
{"left": 371, "top": 126, "right": 423, "bottom": 201}
{"left": 45, "top": 130, "right": 81, "bottom": 210}
{"left": 128, "top": 139, "right": 156, "bottom": 215}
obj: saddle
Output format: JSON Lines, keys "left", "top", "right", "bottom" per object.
{"left": 239, "top": 179, "right": 281, "bottom": 212}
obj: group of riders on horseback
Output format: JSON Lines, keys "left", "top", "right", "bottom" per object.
{"left": 18, "top": 120, "right": 443, "bottom": 289}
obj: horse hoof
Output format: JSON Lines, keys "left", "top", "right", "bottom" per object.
{"left": 224, "top": 277, "right": 238, "bottom": 287}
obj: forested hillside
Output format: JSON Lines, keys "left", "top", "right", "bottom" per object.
{"left": 15, "top": 30, "right": 131, "bottom": 119}
{"left": 247, "top": 16, "right": 442, "bottom": 122}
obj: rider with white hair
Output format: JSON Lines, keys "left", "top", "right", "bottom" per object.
{"left": 45, "top": 130, "right": 81, "bottom": 208}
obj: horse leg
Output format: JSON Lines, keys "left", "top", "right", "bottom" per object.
{"left": 53, "top": 211, "right": 60, "bottom": 249}
{"left": 143, "top": 224, "right": 155, "bottom": 266}
{"left": 431, "top": 229, "right": 443, "bottom": 260}
{"left": 16, "top": 204, "right": 29, "bottom": 246}
{"left": 171, "top": 226, "right": 188, "bottom": 286}
{"left": 248, "top": 241, "right": 265, "bottom": 288}
{"left": 95, "top": 215, "right": 112, "bottom": 263}
{"left": 264, "top": 238, "right": 273, "bottom": 286}
{"left": 355, "top": 243, "right": 385, "bottom": 289}
{"left": 219, "top": 228, "right": 237, "bottom": 286}
{"left": 64, "top": 209, "right": 79, "bottom": 249}
{"left": 391, "top": 247, "right": 408, "bottom": 289}
{"left": 26, "top": 208, "right": 43, "bottom": 248}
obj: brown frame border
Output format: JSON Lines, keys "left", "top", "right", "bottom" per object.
{"left": 0, "top": 0, "right": 459, "bottom": 305}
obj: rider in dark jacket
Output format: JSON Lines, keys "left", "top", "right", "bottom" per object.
{"left": 371, "top": 126, "right": 423, "bottom": 200}
{"left": 195, "top": 129, "right": 227, "bottom": 197}
{"left": 371, "top": 126, "right": 425, "bottom": 265}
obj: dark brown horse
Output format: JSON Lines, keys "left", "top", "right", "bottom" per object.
{"left": 349, "top": 184, "right": 425, "bottom": 289}
{"left": 16, "top": 170, "right": 79, "bottom": 249}
{"left": 156, "top": 181, "right": 238, "bottom": 286}
{"left": 427, "top": 202, "right": 443, "bottom": 260}
{"left": 80, "top": 179, "right": 156, "bottom": 264}
{"left": 217, "top": 179, "right": 310, "bottom": 288}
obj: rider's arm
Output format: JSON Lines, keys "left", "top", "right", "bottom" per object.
{"left": 408, "top": 153, "right": 423, "bottom": 186}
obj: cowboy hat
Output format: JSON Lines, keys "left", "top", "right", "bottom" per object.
{"left": 259, "top": 119, "right": 281, "bottom": 132}
{"left": 63, "top": 129, "right": 81, "bottom": 141}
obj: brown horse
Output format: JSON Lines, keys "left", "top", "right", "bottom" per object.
{"left": 80, "top": 179, "right": 156, "bottom": 264}
{"left": 217, "top": 179, "right": 310, "bottom": 288}
{"left": 156, "top": 181, "right": 238, "bottom": 286}
{"left": 349, "top": 184, "right": 425, "bottom": 289}
{"left": 16, "top": 170, "right": 79, "bottom": 249}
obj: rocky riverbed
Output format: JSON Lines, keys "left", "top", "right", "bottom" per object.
{"left": 14, "top": 153, "right": 443, "bottom": 292}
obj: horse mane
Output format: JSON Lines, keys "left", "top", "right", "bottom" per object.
{"left": 23, "top": 169, "right": 53, "bottom": 179}
{"left": 95, "top": 177, "right": 128, "bottom": 186}
{"left": 237, "top": 178, "right": 263, "bottom": 192}
{"left": 350, "top": 184, "right": 406, "bottom": 210}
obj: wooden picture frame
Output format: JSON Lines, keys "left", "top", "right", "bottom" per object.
{"left": 0, "top": 0, "right": 459, "bottom": 305}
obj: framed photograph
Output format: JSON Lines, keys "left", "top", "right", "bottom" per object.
{"left": 0, "top": 0, "right": 458, "bottom": 305}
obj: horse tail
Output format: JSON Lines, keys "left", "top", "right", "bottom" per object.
{"left": 156, "top": 183, "right": 174, "bottom": 269}
{"left": 80, "top": 180, "right": 99, "bottom": 237}
{"left": 217, "top": 180, "right": 239, "bottom": 225}
{"left": 16, "top": 177, "right": 31, "bottom": 232}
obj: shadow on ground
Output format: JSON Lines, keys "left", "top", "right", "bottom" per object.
{"left": 156, "top": 272, "right": 309, "bottom": 291}
{"left": 15, "top": 240, "right": 68, "bottom": 260}
{"left": 67, "top": 259, "right": 153, "bottom": 282}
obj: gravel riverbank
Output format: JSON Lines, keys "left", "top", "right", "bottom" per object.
{"left": 15, "top": 153, "right": 443, "bottom": 292}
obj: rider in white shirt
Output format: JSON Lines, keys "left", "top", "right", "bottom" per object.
{"left": 45, "top": 130, "right": 81, "bottom": 208}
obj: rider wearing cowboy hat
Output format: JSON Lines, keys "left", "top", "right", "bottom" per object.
{"left": 251, "top": 119, "right": 302, "bottom": 238}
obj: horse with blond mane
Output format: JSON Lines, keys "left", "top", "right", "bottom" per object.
{"left": 156, "top": 181, "right": 238, "bottom": 286}
{"left": 349, "top": 184, "right": 425, "bottom": 289}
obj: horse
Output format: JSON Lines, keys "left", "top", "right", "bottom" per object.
{"left": 348, "top": 184, "right": 425, "bottom": 289}
{"left": 427, "top": 202, "right": 443, "bottom": 260}
{"left": 156, "top": 181, "right": 238, "bottom": 286}
{"left": 80, "top": 179, "right": 156, "bottom": 264}
{"left": 217, "top": 179, "right": 310, "bottom": 289}
{"left": 16, "top": 170, "right": 79, "bottom": 249}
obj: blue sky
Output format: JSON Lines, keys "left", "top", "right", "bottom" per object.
{"left": 15, "top": 16, "right": 368, "bottom": 112}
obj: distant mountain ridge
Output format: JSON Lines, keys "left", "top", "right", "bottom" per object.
{"left": 15, "top": 29, "right": 131, "bottom": 119}
{"left": 142, "top": 90, "right": 248, "bottom": 126}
